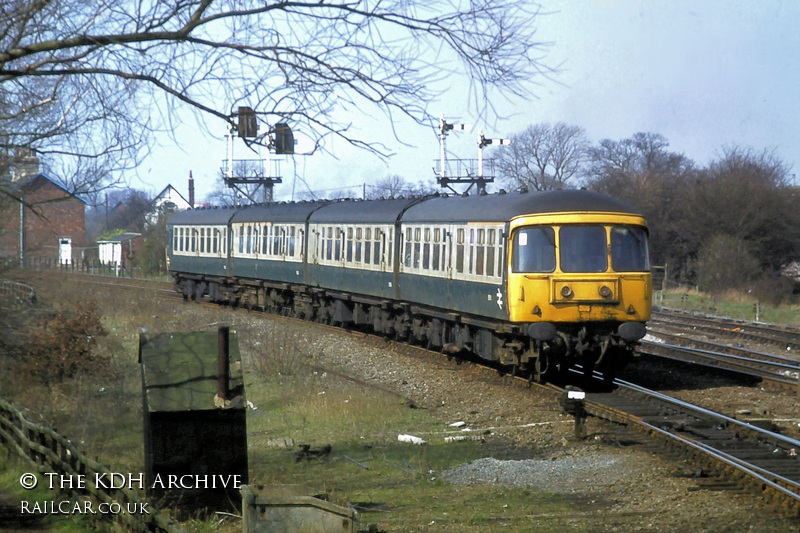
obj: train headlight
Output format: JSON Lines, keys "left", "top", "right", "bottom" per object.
{"left": 560, "top": 286, "right": 573, "bottom": 299}
{"left": 598, "top": 285, "right": 612, "bottom": 298}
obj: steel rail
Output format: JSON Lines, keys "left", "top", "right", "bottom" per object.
{"left": 638, "top": 339, "right": 799, "bottom": 392}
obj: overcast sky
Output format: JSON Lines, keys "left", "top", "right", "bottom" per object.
{"left": 137, "top": 0, "right": 800, "bottom": 202}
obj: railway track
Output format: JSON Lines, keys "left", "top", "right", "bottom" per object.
{"left": 653, "top": 308, "right": 800, "bottom": 352}
{"left": 639, "top": 330, "right": 800, "bottom": 394}
{"left": 585, "top": 377, "right": 800, "bottom": 516}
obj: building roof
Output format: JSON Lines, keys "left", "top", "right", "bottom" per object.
{"left": 11, "top": 173, "right": 89, "bottom": 204}
{"left": 153, "top": 184, "right": 191, "bottom": 210}
{"left": 96, "top": 232, "right": 142, "bottom": 244}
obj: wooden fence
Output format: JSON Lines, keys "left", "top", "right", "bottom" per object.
{"left": 2, "top": 257, "right": 148, "bottom": 278}
{"left": 0, "top": 280, "right": 37, "bottom": 306}
{"left": 0, "top": 396, "right": 184, "bottom": 533}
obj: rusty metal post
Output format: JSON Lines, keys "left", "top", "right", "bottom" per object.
{"left": 218, "top": 326, "right": 230, "bottom": 400}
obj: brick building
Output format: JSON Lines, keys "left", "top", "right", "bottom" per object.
{"left": 0, "top": 172, "right": 88, "bottom": 267}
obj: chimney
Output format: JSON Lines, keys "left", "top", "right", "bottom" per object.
{"left": 188, "top": 171, "right": 195, "bottom": 208}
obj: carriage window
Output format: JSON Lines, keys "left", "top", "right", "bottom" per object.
{"left": 560, "top": 225, "right": 607, "bottom": 273}
{"left": 404, "top": 228, "right": 412, "bottom": 268}
{"left": 200, "top": 228, "right": 205, "bottom": 253}
{"left": 273, "top": 226, "right": 281, "bottom": 256}
{"left": 373, "top": 229, "right": 381, "bottom": 265}
{"left": 326, "top": 227, "right": 333, "bottom": 261}
{"left": 212, "top": 229, "right": 219, "bottom": 254}
{"left": 456, "top": 228, "right": 465, "bottom": 273}
{"left": 413, "top": 228, "right": 421, "bottom": 268}
{"left": 486, "top": 229, "right": 495, "bottom": 278}
{"left": 422, "top": 228, "right": 431, "bottom": 270}
{"left": 611, "top": 226, "right": 650, "bottom": 272}
{"left": 512, "top": 227, "right": 555, "bottom": 273}
{"left": 289, "top": 226, "right": 296, "bottom": 257}
{"left": 431, "top": 227, "right": 440, "bottom": 271}
{"left": 475, "top": 229, "right": 485, "bottom": 275}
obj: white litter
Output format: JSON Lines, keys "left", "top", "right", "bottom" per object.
{"left": 397, "top": 434, "right": 427, "bottom": 445}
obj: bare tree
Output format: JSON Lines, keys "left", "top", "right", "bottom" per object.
{"left": 494, "top": 122, "right": 588, "bottom": 191}
{"left": 1, "top": 0, "right": 552, "bottom": 201}
{"left": 365, "top": 174, "right": 437, "bottom": 199}
{"left": 586, "top": 132, "right": 697, "bottom": 278}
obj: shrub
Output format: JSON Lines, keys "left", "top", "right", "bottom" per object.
{"left": 696, "top": 234, "right": 760, "bottom": 294}
{"left": 23, "top": 301, "right": 111, "bottom": 383}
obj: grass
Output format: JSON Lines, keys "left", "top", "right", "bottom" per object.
{"left": 244, "top": 369, "right": 582, "bottom": 532}
{"left": 0, "top": 273, "right": 608, "bottom": 531}
{"left": 656, "top": 287, "right": 800, "bottom": 326}
{"left": 0, "top": 453, "right": 98, "bottom": 532}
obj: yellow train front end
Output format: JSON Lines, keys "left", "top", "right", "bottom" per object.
{"left": 506, "top": 211, "right": 651, "bottom": 382}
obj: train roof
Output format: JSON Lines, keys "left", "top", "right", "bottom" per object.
{"left": 401, "top": 189, "right": 643, "bottom": 223}
{"left": 230, "top": 201, "right": 330, "bottom": 223}
{"left": 167, "top": 206, "right": 238, "bottom": 225}
{"left": 166, "top": 189, "right": 642, "bottom": 227}
{"left": 309, "top": 197, "right": 422, "bottom": 224}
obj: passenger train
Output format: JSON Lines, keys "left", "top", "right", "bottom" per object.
{"left": 168, "top": 189, "right": 651, "bottom": 383}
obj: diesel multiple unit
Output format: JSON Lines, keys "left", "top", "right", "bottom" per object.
{"left": 168, "top": 189, "right": 651, "bottom": 382}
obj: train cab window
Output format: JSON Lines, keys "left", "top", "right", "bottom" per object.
{"left": 512, "top": 227, "right": 555, "bottom": 273}
{"left": 559, "top": 225, "right": 607, "bottom": 273}
{"left": 611, "top": 226, "right": 650, "bottom": 272}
